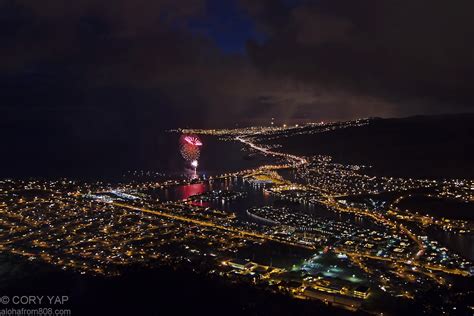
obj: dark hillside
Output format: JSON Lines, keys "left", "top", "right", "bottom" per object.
{"left": 261, "top": 114, "right": 474, "bottom": 179}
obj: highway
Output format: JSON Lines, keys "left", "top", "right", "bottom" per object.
{"left": 112, "top": 202, "right": 316, "bottom": 250}
{"left": 236, "top": 136, "right": 307, "bottom": 165}
{"left": 344, "top": 250, "right": 469, "bottom": 277}
{"left": 236, "top": 135, "right": 424, "bottom": 251}
{"left": 235, "top": 136, "right": 471, "bottom": 277}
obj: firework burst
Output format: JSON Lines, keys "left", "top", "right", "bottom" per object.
{"left": 179, "top": 134, "right": 202, "bottom": 163}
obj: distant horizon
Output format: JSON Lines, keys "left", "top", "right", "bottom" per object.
{"left": 176, "top": 111, "right": 474, "bottom": 129}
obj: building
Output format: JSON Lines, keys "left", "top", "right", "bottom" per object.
{"left": 352, "top": 285, "right": 370, "bottom": 299}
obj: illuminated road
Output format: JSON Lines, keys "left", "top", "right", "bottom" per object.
{"left": 236, "top": 136, "right": 307, "bottom": 165}
{"left": 123, "top": 179, "right": 468, "bottom": 277}
{"left": 324, "top": 197, "right": 425, "bottom": 254}
{"left": 233, "top": 137, "right": 472, "bottom": 277}
{"left": 343, "top": 250, "right": 469, "bottom": 277}
{"left": 237, "top": 135, "right": 424, "bottom": 257}
{"left": 235, "top": 135, "right": 426, "bottom": 257}
{"left": 112, "top": 202, "right": 315, "bottom": 250}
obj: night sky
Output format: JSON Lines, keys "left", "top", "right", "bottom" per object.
{"left": 1, "top": 0, "right": 473, "bottom": 175}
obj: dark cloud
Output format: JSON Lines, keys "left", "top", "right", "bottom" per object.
{"left": 0, "top": 0, "right": 211, "bottom": 121}
{"left": 1, "top": 0, "right": 473, "bottom": 160}
{"left": 243, "top": 0, "right": 474, "bottom": 112}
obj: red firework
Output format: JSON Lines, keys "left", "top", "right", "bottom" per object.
{"left": 179, "top": 134, "right": 202, "bottom": 162}
{"left": 183, "top": 135, "right": 203, "bottom": 146}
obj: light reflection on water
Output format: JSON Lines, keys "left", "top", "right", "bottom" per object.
{"left": 276, "top": 168, "right": 474, "bottom": 260}
{"left": 154, "top": 178, "right": 372, "bottom": 225}
{"left": 154, "top": 177, "right": 474, "bottom": 260}
{"left": 428, "top": 228, "right": 474, "bottom": 260}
